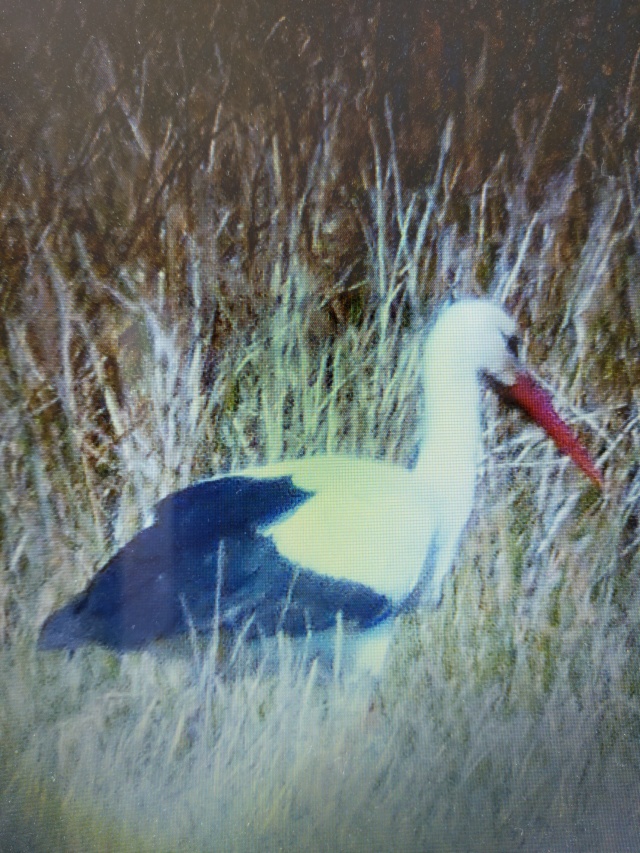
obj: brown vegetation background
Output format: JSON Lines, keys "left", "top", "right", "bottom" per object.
{"left": 1, "top": 2, "right": 640, "bottom": 851}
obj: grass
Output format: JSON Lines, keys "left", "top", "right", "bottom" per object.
{"left": 1, "top": 11, "right": 640, "bottom": 852}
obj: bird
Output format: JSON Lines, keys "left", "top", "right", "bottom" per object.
{"left": 38, "top": 298, "right": 602, "bottom": 672}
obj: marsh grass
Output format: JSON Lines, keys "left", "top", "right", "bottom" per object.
{"left": 1, "top": 20, "right": 640, "bottom": 852}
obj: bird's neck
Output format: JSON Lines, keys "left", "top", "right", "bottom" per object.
{"left": 415, "top": 377, "right": 484, "bottom": 486}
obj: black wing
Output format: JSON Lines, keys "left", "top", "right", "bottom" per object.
{"left": 38, "top": 476, "right": 312, "bottom": 651}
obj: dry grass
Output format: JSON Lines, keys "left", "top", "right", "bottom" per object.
{"left": 1, "top": 12, "right": 640, "bottom": 852}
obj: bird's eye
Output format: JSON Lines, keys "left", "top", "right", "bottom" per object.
{"left": 504, "top": 334, "right": 520, "bottom": 358}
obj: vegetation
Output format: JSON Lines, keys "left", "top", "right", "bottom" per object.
{"left": 1, "top": 1, "right": 639, "bottom": 850}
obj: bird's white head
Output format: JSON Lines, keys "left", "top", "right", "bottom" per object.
{"left": 424, "top": 298, "right": 520, "bottom": 389}
{"left": 422, "top": 297, "right": 602, "bottom": 487}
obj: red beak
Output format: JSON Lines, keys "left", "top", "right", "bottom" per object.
{"left": 498, "top": 372, "right": 603, "bottom": 488}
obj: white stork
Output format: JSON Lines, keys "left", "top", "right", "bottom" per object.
{"left": 39, "top": 299, "right": 602, "bottom": 672}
